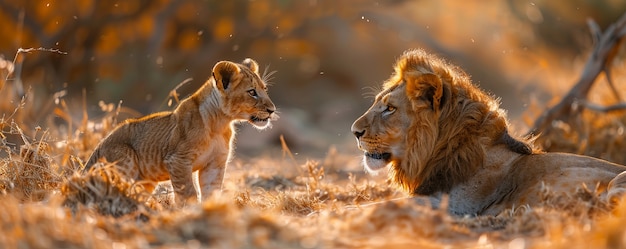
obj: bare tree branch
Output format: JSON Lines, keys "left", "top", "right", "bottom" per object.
{"left": 587, "top": 18, "right": 602, "bottom": 45}
{"left": 581, "top": 100, "right": 626, "bottom": 113}
{"left": 526, "top": 13, "right": 626, "bottom": 136}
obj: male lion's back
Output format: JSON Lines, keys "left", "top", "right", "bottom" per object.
{"left": 507, "top": 152, "right": 626, "bottom": 206}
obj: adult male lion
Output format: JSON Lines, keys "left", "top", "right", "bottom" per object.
{"left": 351, "top": 49, "right": 626, "bottom": 216}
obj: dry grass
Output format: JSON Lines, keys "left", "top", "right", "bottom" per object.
{"left": 2, "top": 58, "right": 626, "bottom": 248}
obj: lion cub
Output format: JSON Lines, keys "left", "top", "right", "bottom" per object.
{"left": 84, "top": 58, "right": 277, "bottom": 205}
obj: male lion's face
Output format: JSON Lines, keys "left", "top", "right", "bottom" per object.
{"left": 212, "top": 59, "right": 277, "bottom": 129}
{"left": 351, "top": 69, "right": 445, "bottom": 173}
{"left": 351, "top": 84, "right": 414, "bottom": 172}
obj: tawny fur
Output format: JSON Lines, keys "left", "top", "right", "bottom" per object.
{"left": 351, "top": 49, "right": 626, "bottom": 215}
{"left": 84, "top": 58, "right": 277, "bottom": 205}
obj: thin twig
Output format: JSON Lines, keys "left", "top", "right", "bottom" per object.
{"left": 280, "top": 135, "right": 298, "bottom": 167}
{"left": 6, "top": 47, "right": 68, "bottom": 97}
{"left": 158, "top": 78, "right": 194, "bottom": 110}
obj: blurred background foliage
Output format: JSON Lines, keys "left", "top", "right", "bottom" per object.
{"left": 1, "top": 0, "right": 625, "bottom": 158}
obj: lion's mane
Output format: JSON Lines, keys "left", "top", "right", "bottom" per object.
{"left": 387, "top": 49, "right": 533, "bottom": 195}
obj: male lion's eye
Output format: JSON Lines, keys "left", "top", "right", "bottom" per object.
{"left": 383, "top": 105, "right": 396, "bottom": 116}
{"left": 247, "top": 89, "right": 258, "bottom": 97}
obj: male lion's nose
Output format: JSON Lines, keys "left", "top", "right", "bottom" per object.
{"left": 351, "top": 118, "right": 366, "bottom": 139}
{"left": 267, "top": 108, "right": 275, "bottom": 115}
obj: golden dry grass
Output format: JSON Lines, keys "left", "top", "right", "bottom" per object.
{"left": 2, "top": 58, "right": 626, "bottom": 248}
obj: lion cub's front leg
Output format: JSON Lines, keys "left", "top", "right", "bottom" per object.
{"left": 165, "top": 155, "right": 198, "bottom": 205}
{"left": 197, "top": 151, "right": 228, "bottom": 200}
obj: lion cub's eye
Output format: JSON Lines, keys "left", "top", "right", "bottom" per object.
{"left": 247, "top": 89, "right": 258, "bottom": 98}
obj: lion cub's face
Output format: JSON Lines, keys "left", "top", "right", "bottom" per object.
{"left": 212, "top": 58, "right": 277, "bottom": 129}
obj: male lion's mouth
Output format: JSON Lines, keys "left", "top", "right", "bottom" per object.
{"left": 362, "top": 152, "right": 392, "bottom": 173}
{"left": 365, "top": 152, "right": 391, "bottom": 161}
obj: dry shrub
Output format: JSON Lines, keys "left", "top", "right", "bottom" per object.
{"left": 236, "top": 188, "right": 324, "bottom": 216}
{"left": 0, "top": 195, "right": 119, "bottom": 249}
{"left": 457, "top": 206, "right": 545, "bottom": 239}
{"left": 147, "top": 200, "right": 301, "bottom": 248}
{"left": 533, "top": 105, "right": 626, "bottom": 165}
{"left": 66, "top": 99, "right": 140, "bottom": 161}
{"left": 2, "top": 49, "right": 626, "bottom": 247}
{"left": 334, "top": 174, "right": 400, "bottom": 204}
{"left": 239, "top": 159, "right": 403, "bottom": 217}
{"left": 584, "top": 197, "right": 626, "bottom": 248}
{"left": 62, "top": 164, "right": 150, "bottom": 217}
{"left": 246, "top": 174, "right": 298, "bottom": 191}
{"left": 331, "top": 198, "right": 474, "bottom": 248}
{"left": 539, "top": 182, "right": 611, "bottom": 217}
{"left": 0, "top": 55, "right": 12, "bottom": 92}
{"left": 0, "top": 138, "right": 61, "bottom": 201}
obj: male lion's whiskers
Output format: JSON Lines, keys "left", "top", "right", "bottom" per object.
{"left": 361, "top": 86, "right": 381, "bottom": 99}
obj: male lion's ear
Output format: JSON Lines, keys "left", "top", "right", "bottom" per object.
{"left": 242, "top": 58, "right": 259, "bottom": 75}
{"left": 212, "top": 61, "right": 241, "bottom": 90}
{"left": 406, "top": 73, "right": 446, "bottom": 111}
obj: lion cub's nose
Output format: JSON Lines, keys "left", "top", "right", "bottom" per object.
{"left": 267, "top": 108, "right": 275, "bottom": 115}
{"left": 352, "top": 129, "right": 365, "bottom": 139}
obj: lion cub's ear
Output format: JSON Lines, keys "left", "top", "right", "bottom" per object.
{"left": 406, "top": 73, "right": 447, "bottom": 111}
{"left": 242, "top": 58, "right": 259, "bottom": 75}
{"left": 212, "top": 61, "right": 241, "bottom": 91}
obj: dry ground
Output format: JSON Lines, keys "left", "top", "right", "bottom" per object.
{"left": 2, "top": 64, "right": 626, "bottom": 249}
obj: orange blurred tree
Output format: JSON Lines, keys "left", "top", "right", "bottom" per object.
{"left": 0, "top": 0, "right": 380, "bottom": 109}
